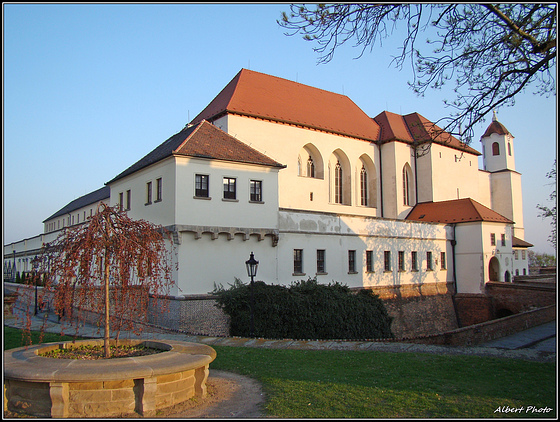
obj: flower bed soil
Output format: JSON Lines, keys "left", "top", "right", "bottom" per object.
{"left": 40, "top": 344, "right": 162, "bottom": 360}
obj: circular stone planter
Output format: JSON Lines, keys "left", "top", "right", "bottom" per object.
{"left": 4, "top": 339, "right": 216, "bottom": 418}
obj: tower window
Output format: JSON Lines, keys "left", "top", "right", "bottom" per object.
{"left": 492, "top": 142, "right": 500, "bottom": 156}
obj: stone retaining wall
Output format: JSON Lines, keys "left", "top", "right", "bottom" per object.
{"left": 401, "top": 304, "right": 556, "bottom": 346}
{"left": 4, "top": 339, "right": 216, "bottom": 418}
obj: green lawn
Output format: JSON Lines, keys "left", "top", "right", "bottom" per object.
{"left": 4, "top": 326, "right": 556, "bottom": 418}
{"left": 4, "top": 325, "right": 81, "bottom": 350}
{"left": 209, "top": 346, "right": 556, "bottom": 418}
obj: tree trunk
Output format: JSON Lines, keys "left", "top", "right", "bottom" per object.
{"left": 104, "top": 250, "right": 111, "bottom": 358}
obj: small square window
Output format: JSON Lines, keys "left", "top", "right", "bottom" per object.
{"left": 250, "top": 180, "right": 262, "bottom": 202}
{"left": 398, "top": 251, "right": 405, "bottom": 271}
{"left": 384, "top": 251, "right": 391, "bottom": 272}
{"left": 411, "top": 251, "right": 418, "bottom": 271}
{"left": 223, "top": 177, "right": 236, "bottom": 200}
{"left": 156, "top": 178, "right": 163, "bottom": 202}
{"left": 366, "top": 250, "right": 374, "bottom": 273}
{"left": 195, "top": 174, "right": 209, "bottom": 198}
{"left": 317, "top": 249, "right": 326, "bottom": 274}
{"left": 146, "top": 181, "right": 152, "bottom": 205}
{"left": 294, "top": 249, "right": 303, "bottom": 274}
{"left": 348, "top": 250, "right": 356, "bottom": 273}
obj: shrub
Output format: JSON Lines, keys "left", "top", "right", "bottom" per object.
{"left": 213, "top": 278, "right": 393, "bottom": 340}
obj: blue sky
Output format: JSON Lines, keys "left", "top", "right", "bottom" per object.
{"left": 3, "top": 3, "right": 557, "bottom": 255}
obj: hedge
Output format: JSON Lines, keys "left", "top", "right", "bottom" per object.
{"left": 212, "top": 278, "right": 393, "bottom": 340}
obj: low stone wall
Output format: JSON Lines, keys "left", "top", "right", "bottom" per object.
{"left": 401, "top": 304, "right": 556, "bottom": 346}
{"left": 4, "top": 339, "right": 216, "bottom": 418}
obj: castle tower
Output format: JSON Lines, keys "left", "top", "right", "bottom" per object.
{"left": 480, "top": 111, "right": 525, "bottom": 239}
{"left": 481, "top": 111, "right": 516, "bottom": 172}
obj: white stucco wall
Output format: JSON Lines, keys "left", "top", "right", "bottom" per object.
{"left": 222, "top": 114, "right": 384, "bottom": 217}
{"left": 109, "top": 157, "right": 177, "bottom": 227}
{"left": 454, "top": 221, "right": 514, "bottom": 294}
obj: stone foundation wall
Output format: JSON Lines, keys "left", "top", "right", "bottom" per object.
{"left": 454, "top": 294, "right": 494, "bottom": 326}
{"left": 363, "top": 282, "right": 459, "bottom": 338}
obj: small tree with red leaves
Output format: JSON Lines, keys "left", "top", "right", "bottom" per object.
{"left": 26, "top": 203, "right": 175, "bottom": 358}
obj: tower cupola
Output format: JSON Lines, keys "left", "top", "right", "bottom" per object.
{"left": 480, "top": 111, "right": 515, "bottom": 172}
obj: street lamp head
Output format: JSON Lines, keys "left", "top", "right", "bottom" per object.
{"left": 245, "top": 252, "right": 259, "bottom": 278}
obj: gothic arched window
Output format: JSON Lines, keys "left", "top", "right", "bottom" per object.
{"left": 307, "top": 156, "right": 315, "bottom": 178}
{"left": 334, "top": 161, "right": 343, "bottom": 204}
{"left": 403, "top": 166, "right": 411, "bottom": 206}
{"left": 360, "top": 165, "right": 368, "bottom": 206}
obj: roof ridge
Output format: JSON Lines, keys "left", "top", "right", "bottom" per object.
{"left": 173, "top": 120, "right": 205, "bottom": 153}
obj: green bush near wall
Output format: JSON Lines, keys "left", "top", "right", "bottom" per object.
{"left": 213, "top": 278, "right": 394, "bottom": 340}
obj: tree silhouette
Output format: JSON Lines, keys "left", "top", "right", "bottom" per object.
{"left": 279, "top": 4, "right": 556, "bottom": 143}
{"left": 29, "top": 203, "right": 175, "bottom": 357}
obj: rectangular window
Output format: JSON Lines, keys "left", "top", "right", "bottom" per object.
{"left": 490, "top": 233, "right": 496, "bottom": 246}
{"left": 522, "top": 250, "right": 526, "bottom": 260}
{"left": 293, "top": 249, "right": 303, "bottom": 274}
{"left": 126, "top": 190, "right": 131, "bottom": 210}
{"left": 119, "top": 192, "right": 124, "bottom": 212}
{"left": 195, "top": 174, "right": 209, "bottom": 198}
{"left": 366, "top": 250, "right": 374, "bottom": 273}
{"left": 426, "top": 251, "right": 433, "bottom": 270}
{"left": 501, "top": 233, "right": 506, "bottom": 246}
{"left": 398, "top": 251, "right": 405, "bottom": 271}
{"left": 317, "top": 249, "right": 326, "bottom": 274}
{"left": 441, "top": 252, "right": 446, "bottom": 270}
{"left": 250, "top": 180, "right": 262, "bottom": 202}
{"left": 411, "top": 251, "right": 418, "bottom": 271}
{"left": 514, "top": 250, "right": 519, "bottom": 260}
{"left": 384, "top": 251, "right": 391, "bottom": 272}
{"left": 156, "top": 178, "right": 162, "bottom": 202}
{"left": 223, "top": 177, "right": 237, "bottom": 200}
{"left": 146, "top": 181, "right": 152, "bottom": 205}
{"left": 348, "top": 250, "right": 356, "bottom": 273}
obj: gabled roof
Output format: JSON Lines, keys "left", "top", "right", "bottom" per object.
{"left": 190, "top": 69, "right": 381, "bottom": 142}
{"left": 406, "top": 198, "right": 514, "bottom": 224}
{"left": 374, "top": 111, "right": 481, "bottom": 155}
{"left": 44, "top": 186, "right": 110, "bottom": 222}
{"left": 107, "top": 120, "right": 285, "bottom": 184}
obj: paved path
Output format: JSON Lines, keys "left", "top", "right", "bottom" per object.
{"left": 4, "top": 311, "right": 556, "bottom": 362}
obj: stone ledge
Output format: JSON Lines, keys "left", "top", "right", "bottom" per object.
{"left": 4, "top": 339, "right": 216, "bottom": 418}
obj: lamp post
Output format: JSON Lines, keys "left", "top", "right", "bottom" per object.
{"left": 245, "top": 252, "right": 259, "bottom": 338}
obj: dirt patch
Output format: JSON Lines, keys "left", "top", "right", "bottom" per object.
{"left": 157, "top": 370, "right": 266, "bottom": 418}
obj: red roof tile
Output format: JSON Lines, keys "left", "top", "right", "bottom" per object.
{"left": 406, "top": 198, "right": 513, "bottom": 224}
{"left": 107, "top": 120, "right": 284, "bottom": 184}
{"left": 482, "top": 120, "right": 511, "bottom": 138}
{"left": 174, "top": 120, "right": 285, "bottom": 168}
{"left": 374, "top": 111, "right": 481, "bottom": 155}
{"left": 191, "top": 69, "right": 381, "bottom": 141}
{"left": 512, "top": 236, "right": 533, "bottom": 248}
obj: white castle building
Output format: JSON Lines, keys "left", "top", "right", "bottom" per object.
{"left": 5, "top": 69, "right": 532, "bottom": 301}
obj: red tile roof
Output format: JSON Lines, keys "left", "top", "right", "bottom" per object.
{"left": 374, "top": 111, "right": 481, "bottom": 155}
{"left": 406, "top": 198, "right": 513, "bottom": 224}
{"left": 512, "top": 236, "right": 533, "bottom": 248}
{"left": 482, "top": 120, "right": 511, "bottom": 138}
{"left": 191, "top": 69, "right": 381, "bottom": 141}
{"left": 107, "top": 120, "right": 284, "bottom": 184}
{"left": 174, "top": 120, "right": 285, "bottom": 168}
